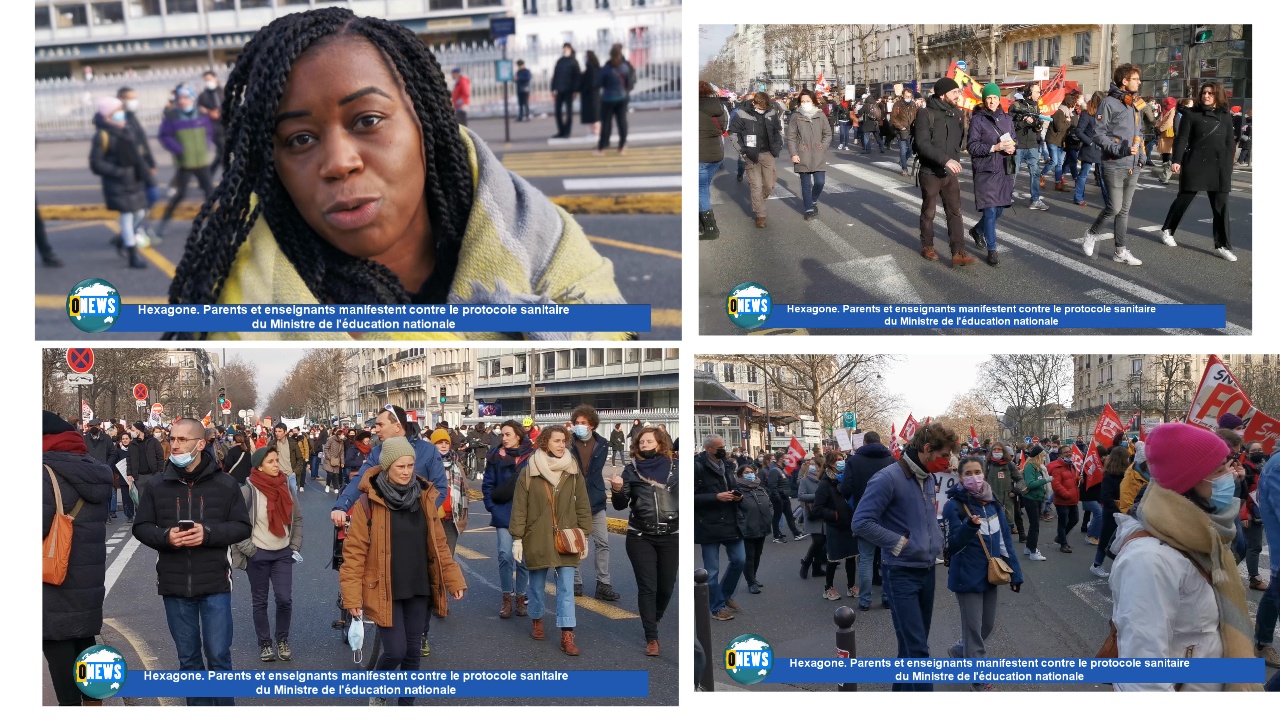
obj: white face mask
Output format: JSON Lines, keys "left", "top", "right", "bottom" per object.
{"left": 205, "top": 80, "right": 218, "bottom": 90}
{"left": 124, "top": 99, "right": 139, "bottom": 113}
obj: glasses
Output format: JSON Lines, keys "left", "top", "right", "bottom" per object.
{"left": 171, "top": 436, "right": 201, "bottom": 445}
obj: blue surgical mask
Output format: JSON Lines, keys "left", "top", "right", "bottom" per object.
{"left": 572, "top": 425, "right": 591, "bottom": 440}
{"left": 171, "top": 451, "right": 196, "bottom": 468}
{"left": 1209, "top": 473, "right": 1237, "bottom": 511}
{"left": 836, "top": 460, "right": 846, "bottom": 472}
{"left": 743, "top": 473, "right": 756, "bottom": 482}
{"left": 110, "top": 110, "right": 126, "bottom": 123}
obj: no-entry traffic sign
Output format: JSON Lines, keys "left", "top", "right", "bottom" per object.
{"left": 67, "top": 348, "right": 94, "bottom": 374}
{"left": 133, "top": 383, "right": 148, "bottom": 401}
{"left": 220, "top": 399, "right": 231, "bottom": 411}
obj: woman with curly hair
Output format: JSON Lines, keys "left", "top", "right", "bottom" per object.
{"left": 164, "top": 8, "right": 627, "bottom": 340}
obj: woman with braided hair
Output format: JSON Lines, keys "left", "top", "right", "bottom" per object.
{"left": 165, "top": 8, "right": 627, "bottom": 340}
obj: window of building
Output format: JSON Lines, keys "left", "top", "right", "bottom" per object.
{"left": 1107, "top": 366, "right": 1113, "bottom": 382}
{"left": 430, "top": 0, "right": 465, "bottom": 9}
{"left": 166, "top": 0, "right": 199, "bottom": 13}
{"left": 55, "top": 3, "right": 88, "bottom": 27}
{"left": 701, "top": 362, "right": 714, "bottom": 373}
{"left": 1132, "top": 358, "right": 1142, "bottom": 375}
{"left": 631, "top": 0, "right": 645, "bottom": 6}
{"left": 490, "top": 359, "right": 500, "bottom": 377}
{"left": 772, "top": 392, "right": 781, "bottom": 407}
{"left": 1183, "top": 362, "right": 1191, "bottom": 379}
{"left": 1074, "top": 31, "right": 1091, "bottom": 62}
{"left": 240, "top": 0, "right": 273, "bottom": 8}
{"left": 665, "top": 347, "right": 678, "bottom": 360}
{"left": 746, "top": 366, "right": 758, "bottom": 383}
{"left": 36, "top": 6, "right": 51, "bottom": 28}
{"left": 645, "top": 348, "right": 663, "bottom": 362}
{"left": 723, "top": 364, "right": 735, "bottom": 383}
{"left": 523, "top": 0, "right": 538, "bottom": 14}
{"left": 608, "top": 348, "right": 623, "bottom": 365}
{"left": 572, "top": 349, "right": 586, "bottom": 368}
{"left": 1043, "top": 35, "right": 1060, "bottom": 65}
{"left": 557, "top": 0, "right": 574, "bottom": 10}
{"left": 884, "top": 39, "right": 889, "bottom": 58}
{"left": 589, "top": 348, "right": 604, "bottom": 366}
{"left": 896, "top": 36, "right": 902, "bottom": 55}
{"left": 748, "top": 390, "right": 760, "bottom": 405}
{"left": 595, "top": 0, "right": 610, "bottom": 8}
{"left": 280, "top": 0, "right": 312, "bottom": 5}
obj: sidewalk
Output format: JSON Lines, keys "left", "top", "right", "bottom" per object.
{"left": 35, "top": 107, "right": 679, "bottom": 171}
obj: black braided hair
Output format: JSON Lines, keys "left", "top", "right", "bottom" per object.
{"left": 165, "top": 7, "right": 474, "bottom": 333}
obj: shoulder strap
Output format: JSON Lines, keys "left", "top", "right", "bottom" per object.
{"left": 960, "top": 502, "right": 994, "bottom": 561}
{"left": 99, "top": 130, "right": 110, "bottom": 153}
{"left": 45, "top": 465, "right": 64, "bottom": 515}
{"left": 360, "top": 493, "right": 372, "bottom": 529}
{"left": 540, "top": 478, "right": 561, "bottom": 532}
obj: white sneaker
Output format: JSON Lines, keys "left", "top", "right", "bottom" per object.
{"left": 1159, "top": 229, "right": 1177, "bottom": 246}
{"left": 1216, "top": 247, "right": 1238, "bottom": 262}
{"left": 1028, "top": 551, "right": 1047, "bottom": 561}
{"left": 1030, "top": 199, "right": 1048, "bottom": 211}
{"left": 1113, "top": 247, "right": 1143, "bottom": 266}
{"left": 1090, "top": 564, "right": 1110, "bottom": 578}
{"left": 1082, "top": 232, "right": 1098, "bottom": 257}
{"left": 1023, "top": 547, "right": 1031, "bottom": 555}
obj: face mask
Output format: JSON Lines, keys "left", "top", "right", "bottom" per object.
{"left": 572, "top": 425, "right": 591, "bottom": 440}
{"left": 835, "top": 460, "right": 846, "bottom": 472}
{"left": 801, "top": 102, "right": 814, "bottom": 110}
{"left": 714, "top": 448, "right": 727, "bottom": 460}
{"left": 991, "top": 451, "right": 1003, "bottom": 460}
{"left": 109, "top": 109, "right": 126, "bottom": 123}
{"left": 639, "top": 449, "right": 659, "bottom": 459}
{"left": 205, "top": 80, "right": 218, "bottom": 90}
{"left": 1209, "top": 473, "right": 1237, "bottom": 511}
{"left": 926, "top": 455, "right": 951, "bottom": 474}
{"left": 962, "top": 475, "right": 985, "bottom": 494}
{"left": 124, "top": 99, "right": 139, "bottom": 113}
{"left": 171, "top": 451, "right": 196, "bottom": 468}
{"left": 1250, "top": 452, "right": 1268, "bottom": 465}
{"left": 743, "top": 473, "right": 756, "bottom": 482}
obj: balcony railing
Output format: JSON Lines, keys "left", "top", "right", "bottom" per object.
{"left": 922, "top": 25, "right": 992, "bottom": 48}
{"left": 430, "top": 362, "right": 471, "bottom": 376}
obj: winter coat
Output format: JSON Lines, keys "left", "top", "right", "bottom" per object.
{"left": 1075, "top": 111, "right": 1103, "bottom": 165}
{"left": 89, "top": 116, "right": 149, "bottom": 213}
{"left": 579, "top": 61, "right": 602, "bottom": 123}
{"left": 266, "top": 435, "right": 305, "bottom": 477}
{"left": 343, "top": 444, "right": 368, "bottom": 481}
{"left": 481, "top": 441, "right": 534, "bottom": 529}
{"left": 942, "top": 484, "right": 1023, "bottom": 593}
{"left": 1108, "top": 513, "right": 1224, "bottom": 691}
{"left": 157, "top": 110, "right": 215, "bottom": 169}
{"left": 858, "top": 101, "right": 881, "bottom": 131}
{"left": 797, "top": 469, "right": 824, "bottom": 534}
{"left": 510, "top": 460, "right": 593, "bottom": 570}
{"left": 551, "top": 55, "right": 581, "bottom": 94}
{"left": 131, "top": 457, "right": 252, "bottom": 597}
{"left": 966, "top": 106, "right": 1016, "bottom": 211}
{"left": 230, "top": 479, "right": 303, "bottom": 569}
{"left": 693, "top": 452, "right": 745, "bottom": 544}
{"left": 728, "top": 106, "right": 783, "bottom": 163}
{"left": 348, "top": 436, "right": 449, "bottom": 511}
{"left": 786, "top": 109, "right": 832, "bottom": 173}
{"left": 516, "top": 67, "right": 532, "bottom": 93}
{"left": 339, "top": 469, "right": 466, "bottom": 626}
{"left": 1258, "top": 460, "right": 1280, "bottom": 574}
{"left": 734, "top": 476, "right": 774, "bottom": 540}
{"left": 1093, "top": 84, "right": 1143, "bottom": 170}
{"left": 985, "top": 450, "right": 1018, "bottom": 500}
{"left": 1156, "top": 107, "right": 1177, "bottom": 155}
{"left": 42, "top": 451, "right": 112, "bottom": 641}
{"left": 1010, "top": 94, "right": 1044, "bottom": 148}
{"left": 1100, "top": 471, "right": 1124, "bottom": 515}
{"left": 570, "top": 433, "right": 610, "bottom": 515}
{"left": 1118, "top": 462, "right": 1150, "bottom": 514}
{"left": 83, "top": 430, "right": 116, "bottom": 467}
{"left": 612, "top": 459, "right": 678, "bottom": 536}
{"left": 1020, "top": 462, "right": 1050, "bottom": 502}
{"left": 608, "top": 429, "right": 626, "bottom": 451}
{"left": 324, "top": 436, "right": 344, "bottom": 471}
{"left": 123, "top": 111, "right": 157, "bottom": 174}
{"left": 763, "top": 465, "right": 787, "bottom": 499}
{"left": 699, "top": 96, "right": 728, "bottom": 163}
{"left": 851, "top": 456, "right": 944, "bottom": 569}
{"left": 1048, "top": 459, "right": 1080, "bottom": 506}
{"left": 221, "top": 446, "right": 252, "bottom": 483}
{"left": 1079, "top": 469, "right": 1102, "bottom": 503}
{"left": 197, "top": 86, "right": 225, "bottom": 140}
{"left": 815, "top": 473, "right": 858, "bottom": 560}
{"left": 839, "top": 443, "right": 896, "bottom": 515}
{"left": 835, "top": 104, "right": 852, "bottom": 124}
{"left": 1046, "top": 108, "right": 1072, "bottom": 147}
{"left": 890, "top": 99, "right": 918, "bottom": 139}
{"left": 599, "top": 60, "right": 635, "bottom": 103}
{"left": 913, "top": 95, "right": 965, "bottom": 178}
{"left": 1171, "top": 105, "right": 1235, "bottom": 193}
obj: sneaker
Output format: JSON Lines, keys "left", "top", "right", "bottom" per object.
{"left": 1059, "top": 545, "right": 1073, "bottom": 553}
{"left": 794, "top": 532, "right": 809, "bottom": 541}
{"left": 1257, "top": 644, "right": 1280, "bottom": 668}
{"left": 1030, "top": 199, "right": 1048, "bottom": 211}
{"left": 595, "top": 583, "right": 621, "bottom": 602}
{"left": 881, "top": 599, "right": 892, "bottom": 609}
{"left": 725, "top": 598, "right": 742, "bottom": 611}
{"left": 1087, "top": 537, "right": 1099, "bottom": 545}
{"left": 573, "top": 582, "right": 584, "bottom": 597}
{"left": 1113, "top": 247, "right": 1143, "bottom": 266}
{"left": 968, "top": 224, "right": 985, "bottom": 251}
{"left": 1090, "top": 564, "right": 1110, "bottom": 578}
{"left": 847, "top": 586, "right": 858, "bottom": 597}
{"left": 277, "top": 638, "right": 292, "bottom": 661}
{"left": 298, "top": 486, "right": 304, "bottom": 493}
{"left": 773, "top": 536, "right": 787, "bottom": 544}
{"left": 421, "top": 636, "right": 430, "bottom": 657}
{"left": 711, "top": 608, "right": 735, "bottom": 621}
{"left": 803, "top": 209, "right": 815, "bottom": 221}
{"left": 823, "top": 588, "right": 841, "bottom": 600}
{"left": 1028, "top": 551, "right": 1047, "bottom": 561}
{"left": 1216, "top": 247, "right": 1238, "bottom": 262}
{"left": 748, "top": 583, "right": 762, "bottom": 594}
{"left": 260, "top": 644, "right": 276, "bottom": 662}
{"left": 1082, "top": 231, "right": 1098, "bottom": 257}
{"left": 1250, "top": 576, "right": 1270, "bottom": 592}
{"left": 1159, "top": 229, "right": 1177, "bottom": 246}
{"left": 858, "top": 603, "right": 872, "bottom": 611}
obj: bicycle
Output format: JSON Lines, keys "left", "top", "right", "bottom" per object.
{"left": 329, "top": 516, "right": 381, "bottom": 670}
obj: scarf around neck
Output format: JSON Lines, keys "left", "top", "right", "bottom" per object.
{"left": 902, "top": 449, "right": 929, "bottom": 481}
{"left": 248, "top": 468, "right": 293, "bottom": 538}
{"left": 1137, "top": 482, "right": 1261, "bottom": 690}
{"left": 634, "top": 455, "right": 672, "bottom": 485}
{"left": 43, "top": 431, "right": 87, "bottom": 454}
{"left": 374, "top": 470, "right": 423, "bottom": 513}
{"left": 529, "top": 449, "right": 578, "bottom": 488}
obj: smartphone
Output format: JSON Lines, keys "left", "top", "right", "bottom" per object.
{"left": 178, "top": 520, "right": 196, "bottom": 531}
{"left": 731, "top": 489, "right": 742, "bottom": 497}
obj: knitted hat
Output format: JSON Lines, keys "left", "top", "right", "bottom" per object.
{"left": 251, "top": 447, "right": 273, "bottom": 468}
{"left": 175, "top": 85, "right": 195, "bottom": 99}
{"left": 95, "top": 96, "right": 122, "bottom": 118}
{"left": 133, "top": 421, "right": 148, "bottom": 434}
{"left": 1026, "top": 445, "right": 1044, "bottom": 458}
{"left": 429, "top": 429, "right": 451, "bottom": 444}
{"left": 379, "top": 436, "right": 415, "bottom": 471}
{"left": 1231, "top": 105, "right": 1241, "bottom": 113}
{"left": 981, "top": 83, "right": 1001, "bottom": 99}
{"left": 933, "top": 77, "right": 959, "bottom": 97}
{"left": 1145, "top": 423, "right": 1230, "bottom": 495}
{"left": 43, "top": 410, "right": 76, "bottom": 435}
{"left": 1217, "top": 412, "right": 1244, "bottom": 430}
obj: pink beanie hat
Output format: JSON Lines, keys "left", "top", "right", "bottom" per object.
{"left": 95, "top": 96, "right": 122, "bottom": 118}
{"left": 1145, "top": 423, "right": 1230, "bottom": 495}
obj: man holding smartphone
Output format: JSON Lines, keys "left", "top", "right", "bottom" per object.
{"left": 132, "top": 418, "right": 251, "bottom": 706}
{"left": 694, "top": 434, "right": 746, "bottom": 621}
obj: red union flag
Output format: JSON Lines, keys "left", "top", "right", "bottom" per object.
{"left": 970, "top": 426, "right": 979, "bottom": 447}
{"left": 1243, "top": 411, "right": 1280, "bottom": 454}
{"left": 783, "top": 436, "right": 806, "bottom": 474}
{"left": 900, "top": 414, "right": 918, "bottom": 442}
{"left": 201, "top": 412, "right": 213, "bottom": 428}
{"left": 1070, "top": 444, "right": 1085, "bottom": 474}
{"left": 1082, "top": 444, "right": 1103, "bottom": 489}
{"left": 1126, "top": 411, "right": 1141, "bottom": 434}
{"left": 1093, "top": 404, "right": 1125, "bottom": 449}
{"left": 1188, "top": 354, "right": 1252, "bottom": 430}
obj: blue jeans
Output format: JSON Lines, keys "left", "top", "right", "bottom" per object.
{"left": 495, "top": 528, "right": 530, "bottom": 595}
{"left": 1081, "top": 500, "right": 1103, "bottom": 538}
{"left": 309, "top": 453, "right": 321, "bottom": 480}
{"left": 856, "top": 536, "right": 887, "bottom": 607}
{"left": 528, "top": 566, "right": 577, "bottom": 628}
{"left": 899, "top": 138, "right": 912, "bottom": 170}
{"left": 162, "top": 592, "right": 235, "bottom": 706}
{"left": 1064, "top": 147, "right": 1080, "bottom": 180}
{"left": 979, "top": 206, "right": 1005, "bottom": 251}
{"left": 1015, "top": 148, "right": 1041, "bottom": 201}
{"left": 861, "top": 128, "right": 883, "bottom": 153}
{"left": 1074, "top": 162, "right": 1094, "bottom": 203}
{"left": 698, "top": 160, "right": 721, "bottom": 213}
{"left": 119, "top": 208, "right": 146, "bottom": 248}
{"left": 883, "top": 564, "right": 936, "bottom": 691}
{"left": 286, "top": 474, "right": 297, "bottom": 494}
{"left": 700, "top": 539, "right": 746, "bottom": 613}
{"left": 799, "top": 171, "right": 825, "bottom": 212}
{"left": 1257, "top": 565, "right": 1280, "bottom": 645}
{"left": 1046, "top": 145, "right": 1066, "bottom": 182}
{"left": 838, "top": 121, "right": 852, "bottom": 146}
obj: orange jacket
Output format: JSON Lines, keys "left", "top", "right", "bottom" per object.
{"left": 1048, "top": 459, "right": 1080, "bottom": 506}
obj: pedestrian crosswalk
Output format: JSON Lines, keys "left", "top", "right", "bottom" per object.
{"left": 1068, "top": 546, "right": 1268, "bottom": 621}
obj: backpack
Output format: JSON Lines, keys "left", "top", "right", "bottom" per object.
{"left": 43, "top": 466, "right": 85, "bottom": 586}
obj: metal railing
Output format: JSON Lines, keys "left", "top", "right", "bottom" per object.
{"left": 34, "top": 28, "right": 680, "bottom": 141}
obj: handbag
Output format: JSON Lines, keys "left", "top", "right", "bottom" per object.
{"left": 963, "top": 502, "right": 1011, "bottom": 585}
{"left": 542, "top": 480, "right": 586, "bottom": 556}
{"left": 635, "top": 461, "right": 678, "bottom": 526}
{"left": 43, "top": 466, "right": 84, "bottom": 586}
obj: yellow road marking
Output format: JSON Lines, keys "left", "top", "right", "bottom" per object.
{"left": 452, "top": 545, "right": 490, "bottom": 561}
{"left": 463, "top": 526, "right": 496, "bottom": 533}
{"left": 139, "top": 246, "right": 177, "bottom": 278}
{"left": 35, "top": 294, "right": 168, "bottom": 309}
{"left": 102, "top": 617, "right": 179, "bottom": 706}
{"left": 545, "top": 583, "right": 640, "bottom": 620}
{"left": 37, "top": 184, "right": 102, "bottom": 191}
{"left": 587, "top": 235, "right": 681, "bottom": 260}
{"left": 45, "top": 220, "right": 107, "bottom": 233}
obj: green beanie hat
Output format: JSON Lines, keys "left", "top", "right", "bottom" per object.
{"left": 251, "top": 447, "right": 272, "bottom": 468}
{"left": 981, "top": 83, "right": 1001, "bottom": 99}
{"left": 379, "top": 436, "right": 416, "bottom": 471}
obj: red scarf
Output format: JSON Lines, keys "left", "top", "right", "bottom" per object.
{"left": 248, "top": 468, "right": 293, "bottom": 538}
{"left": 355, "top": 440, "right": 371, "bottom": 454}
{"left": 43, "top": 431, "right": 87, "bottom": 454}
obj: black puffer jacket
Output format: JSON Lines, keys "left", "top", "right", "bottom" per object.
{"left": 913, "top": 95, "right": 964, "bottom": 177}
{"left": 89, "top": 114, "right": 149, "bottom": 213}
{"left": 839, "top": 442, "right": 896, "bottom": 511}
{"left": 693, "top": 452, "right": 744, "bottom": 544}
{"left": 613, "top": 459, "right": 678, "bottom": 536}
{"left": 42, "top": 450, "right": 113, "bottom": 641}
{"left": 699, "top": 96, "right": 728, "bottom": 163}
{"left": 132, "top": 457, "right": 251, "bottom": 598}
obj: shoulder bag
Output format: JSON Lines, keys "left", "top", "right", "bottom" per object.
{"left": 43, "top": 465, "right": 85, "bottom": 586}
{"left": 542, "top": 480, "right": 586, "bottom": 556}
{"left": 633, "top": 461, "right": 678, "bottom": 527}
{"left": 962, "top": 502, "right": 1011, "bottom": 585}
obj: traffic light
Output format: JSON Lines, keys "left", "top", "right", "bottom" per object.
{"left": 1193, "top": 26, "right": 1212, "bottom": 44}
{"left": 439, "top": 387, "right": 447, "bottom": 404}
{"left": 218, "top": 387, "right": 225, "bottom": 403}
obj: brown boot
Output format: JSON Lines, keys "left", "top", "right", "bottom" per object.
{"left": 755, "top": 216, "right": 767, "bottom": 228}
{"left": 499, "top": 592, "right": 513, "bottom": 619}
{"left": 531, "top": 618, "right": 545, "bottom": 640}
{"left": 920, "top": 247, "right": 938, "bottom": 261}
{"left": 645, "top": 640, "right": 660, "bottom": 657}
{"left": 514, "top": 594, "right": 528, "bottom": 617}
{"left": 951, "top": 250, "right": 976, "bottom": 267}
{"left": 1055, "top": 180, "right": 1065, "bottom": 192}
{"left": 561, "top": 629, "right": 580, "bottom": 656}
{"left": 1039, "top": 175, "right": 1045, "bottom": 189}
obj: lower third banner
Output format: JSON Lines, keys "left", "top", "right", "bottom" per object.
{"left": 114, "top": 670, "right": 648, "bottom": 698}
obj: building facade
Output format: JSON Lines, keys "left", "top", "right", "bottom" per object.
{"left": 915, "top": 24, "right": 1121, "bottom": 96}
{"left": 158, "top": 348, "right": 221, "bottom": 420}
{"left": 1130, "top": 24, "right": 1251, "bottom": 106}
{"left": 338, "top": 348, "right": 475, "bottom": 429}
{"left": 512, "top": 0, "right": 679, "bottom": 53}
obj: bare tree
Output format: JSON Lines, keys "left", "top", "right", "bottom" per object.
{"left": 700, "top": 56, "right": 738, "bottom": 90}
{"left": 845, "top": 24, "right": 881, "bottom": 89}
{"left": 1139, "top": 354, "right": 1195, "bottom": 421}
{"left": 217, "top": 359, "right": 260, "bottom": 418}
{"left": 938, "top": 389, "right": 1002, "bottom": 445}
{"left": 763, "top": 25, "right": 815, "bottom": 86}
{"left": 712, "top": 354, "right": 896, "bottom": 433}
{"left": 979, "top": 355, "right": 1072, "bottom": 438}
{"left": 262, "top": 349, "right": 348, "bottom": 423}
{"left": 42, "top": 349, "right": 73, "bottom": 418}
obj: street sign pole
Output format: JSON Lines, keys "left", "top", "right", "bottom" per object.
{"left": 503, "top": 38, "right": 510, "bottom": 143}
{"left": 489, "top": 16, "right": 516, "bottom": 143}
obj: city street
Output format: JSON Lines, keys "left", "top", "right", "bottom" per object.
{"left": 43, "top": 466, "right": 678, "bottom": 706}
{"left": 699, "top": 503, "right": 1275, "bottom": 691}
{"left": 699, "top": 140, "right": 1252, "bottom": 337}
{"left": 35, "top": 110, "right": 679, "bottom": 340}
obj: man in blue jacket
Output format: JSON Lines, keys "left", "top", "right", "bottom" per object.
{"left": 570, "top": 405, "right": 619, "bottom": 601}
{"left": 328, "top": 405, "right": 447, "bottom": 528}
{"left": 852, "top": 422, "right": 957, "bottom": 691}
{"left": 1254, "top": 457, "right": 1280, "bottom": 669}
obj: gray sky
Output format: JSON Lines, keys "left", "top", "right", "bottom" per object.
{"left": 880, "top": 355, "right": 993, "bottom": 419}
{"left": 222, "top": 349, "right": 309, "bottom": 408}
{"left": 700, "top": 24, "right": 734, "bottom": 67}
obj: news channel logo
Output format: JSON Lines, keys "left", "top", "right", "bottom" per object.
{"left": 67, "top": 278, "right": 121, "bottom": 333}
{"left": 74, "top": 644, "right": 127, "bottom": 699}
{"left": 724, "top": 633, "right": 773, "bottom": 685}
{"left": 726, "top": 282, "right": 771, "bottom": 330}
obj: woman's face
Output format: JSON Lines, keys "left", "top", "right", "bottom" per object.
{"left": 260, "top": 452, "right": 280, "bottom": 477}
{"left": 984, "top": 94, "right": 1000, "bottom": 111}
{"left": 1201, "top": 86, "right": 1216, "bottom": 107}
{"left": 546, "top": 431, "right": 567, "bottom": 457}
{"left": 638, "top": 433, "right": 658, "bottom": 452}
{"left": 273, "top": 36, "right": 433, "bottom": 289}
{"left": 1192, "top": 457, "right": 1232, "bottom": 500}
{"left": 960, "top": 461, "right": 984, "bottom": 481}
{"left": 501, "top": 427, "right": 518, "bottom": 448}
{"left": 389, "top": 455, "right": 416, "bottom": 485}
{"left": 120, "top": 434, "right": 131, "bottom": 447}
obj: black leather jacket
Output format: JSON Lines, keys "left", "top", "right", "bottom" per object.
{"left": 612, "top": 459, "right": 678, "bottom": 536}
